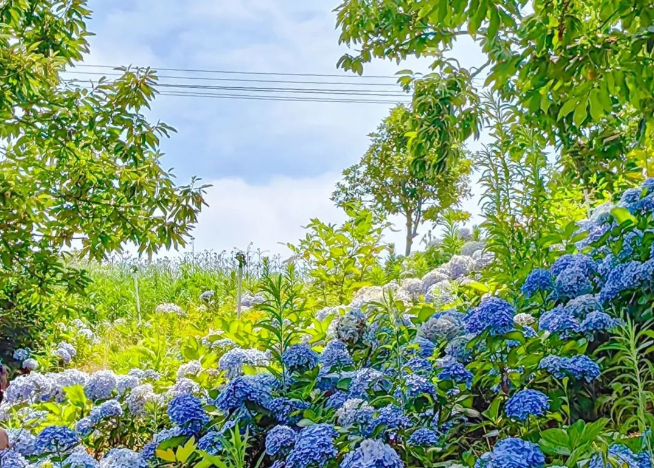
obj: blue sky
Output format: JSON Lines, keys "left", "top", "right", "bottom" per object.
{"left": 82, "top": 0, "right": 486, "bottom": 256}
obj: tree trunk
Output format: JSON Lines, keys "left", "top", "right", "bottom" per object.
{"left": 405, "top": 217, "right": 413, "bottom": 256}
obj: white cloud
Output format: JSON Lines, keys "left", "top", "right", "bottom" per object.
{"left": 80, "top": 0, "right": 488, "bottom": 258}
{"left": 188, "top": 173, "right": 483, "bottom": 258}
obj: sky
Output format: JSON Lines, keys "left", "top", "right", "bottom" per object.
{"left": 82, "top": 0, "right": 487, "bottom": 258}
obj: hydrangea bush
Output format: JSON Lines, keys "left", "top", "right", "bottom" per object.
{"left": 2, "top": 182, "right": 654, "bottom": 468}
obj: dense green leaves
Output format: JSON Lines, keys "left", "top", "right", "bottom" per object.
{"left": 0, "top": 0, "right": 207, "bottom": 360}
{"left": 332, "top": 104, "right": 472, "bottom": 256}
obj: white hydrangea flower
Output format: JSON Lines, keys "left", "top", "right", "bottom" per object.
{"left": 421, "top": 268, "right": 450, "bottom": 292}
{"left": 176, "top": 360, "right": 203, "bottom": 381}
{"left": 155, "top": 303, "right": 185, "bottom": 316}
{"left": 514, "top": 313, "right": 536, "bottom": 326}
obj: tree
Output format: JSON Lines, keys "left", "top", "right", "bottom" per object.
{"left": 335, "top": 0, "right": 654, "bottom": 193}
{"left": 332, "top": 105, "right": 471, "bottom": 256}
{"left": 0, "top": 0, "right": 207, "bottom": 361}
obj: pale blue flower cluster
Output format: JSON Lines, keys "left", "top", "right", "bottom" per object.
{"left": 218, "top": 348, "right": 270, "bottom": 378}
{"left": 475, "top": 438, "right": 545, "bottom": 468}
{"left": 285, "top": 424, "right": 338, "bottom": 468}
{"left": 34, "top": 425, "right": 79, "bottom": 455}
{"left": 340, "top": 439, "right": 403, "bottom": 468}
{"left": 84, "top": 371, "right": 117, "bottom": 401}
{"left": 64, "top": 450, "right": 99, "bottom": 468}
{"left": 99, "top": 448, "right": 140, "bottom": 468}
{"left": 198, "top": 431, "right": 223, "bottom": 455}
{"left": 283, "top": 344, "right": 319, "bottom": 373}
{"left": 319, "top": 340, "right": 353, "bottom": 372}
{"left": 0, "top": 449, "right": 28, "bottom": 468}
{"left": 13, "top": 348, "right": 30, "bottom": 362}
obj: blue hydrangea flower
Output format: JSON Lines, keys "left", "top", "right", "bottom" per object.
{"left": 84, "top": 371, "right": 117, "bottom": 401}
{"left": 215, "top": 375, "right": 273, "bottom": 413}
{"left": 407, "top": 338, "right": 436, "bottom": 359}
{"left": 285, "top": 423, "right": 338, "bottom": 468}
{"left": 551, "top": 254, "right": 597, "bottom": 277}
{"left": 580, "top": 312, "right": 621, "bottom": 335}
{"left": 538, "top": 306, "right": 580, "bottom": 336}
{"left": 408, "top": 428, "right": 440, "bottom": 447}
{"left": 438, "top": 361, "right": 473, "bottom": 387}
{"left": 75, "top": 418, "right": 94, "bottom": 437}
{"left": 404, "top": 357, "right": 433, "bottom": 375}
{"left": 565, "top": 295, "right": 602, "bottom": 318}
{"left": 6, "top": 429, "right": 35, "bottom": 457}
{"left": 598, "top": 254, "right": 617, "bottom": 280}
{"left": 608, "top": 444, "right": 652, "bottom": 468}
{"left": 371, "top": 405, "right": 411, "bottom": 433}
{"left": 505, "top": 389, "right": 549, "bottom": 421}
{"left": 265, "top": 425, "right": 296, "bottom": 457}
{"left": 63, "top": 450, "right": 99, "bottom": 468}
{"left": 475, "top": 438, "right": 545, "bottom": 468}
{"left": 420, "top": 310, "right": 465, "bottom": 342}
{"left": 99, "top": 448, "right": 140, "bottom": 468}
{"left": 167, "top": 394, "right": 209, "bottom": 429}
{"left": 325, "top": 391, "right": 348, "bottom": 410}
{"left": 89, "top": 400, "right": 123, "bottom": 424}
{"left": 620, "top": 188, "right": 642, "bottom": 207}
{"left": 35, "top": 425, "right": 80, "bottom": 455}
{"left": 538, "top": 355, "right": 600, "bottom": 382}
{"left": 521, "top": 269, "right": 554, "bottom": 298}
{"left": 283, "top": 344, "right": 319, "bottom": 373}
{"left": 319, "top": 340, "right": 353, "bottom": 373}
{"left": 404, "top": 374, "right": 436, "bottom": 398}
{"left": 198, "top": 431, "right": 223, "bottom": 456}
{"left": 348, "top": 368, "right": 385, "bottom": 398}
{"left": 12, "top": 348, "right": 30, "bottom": 362}
{"left": 336, "top": 399, "right": 375, "bottom": 427}
{"left": 0, "top": 449, "right": 28, "bottom": 468}
{"left": 218, "top": 348, "right": 270, "bottom": 379}
{"left": 554, "top": 267, "right": 593, "bottom": 300}
{"left": 340, "top": 439, "right": 403, "bottom": 468}
{"left": 266, "top": 397, "right": 310, "bottom": 425}
{"left": 465, "top": 297, "right": 515, "bottom": 336}
{"left": 445, "top": 334, "right": 474, "bottom": 362}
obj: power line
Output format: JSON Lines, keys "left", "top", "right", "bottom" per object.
{"left": 75, "top": 63, "right": 399, "bottom": 80}
{"left": 62, "top": 70, "right": 402, "bottom": 88}
{"left": 158, "top": 91, "right": 410, "bottom": 105}
{"left": 63, "top": 79, "right": 409, "bottom": 98}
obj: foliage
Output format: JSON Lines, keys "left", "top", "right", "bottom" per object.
{"left": 0, "top": 0, "right": 207, "bottom": 362}
{"left": 334, "top": 0, "right": 654, "bottom": 189}
{"left": 333, "top": 104, "right": 472, "bottom": 255}
{"left": 288, "top": 203, "right": 387, "bottom": 307}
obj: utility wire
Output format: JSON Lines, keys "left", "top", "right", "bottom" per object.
{"left": 63, "top": 79, "right": 409, "bottom": 98}
{"left": 75, "top": 63, "right": 399, "bottom": 80}
{"left": 62, "top": 70, "right": 402, "bottom": 88}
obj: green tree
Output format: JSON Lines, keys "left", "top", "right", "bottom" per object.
{"left": 0, "top": 0, "right": 207, "bottom": 361}
{"left": 335, "top": 0, "right": 653, "bottom": 191}
{"left": 288, "top": 203, "right": 387, "bottom": 306}
{"left": 332, "top": 105, "right": 471, "bottom": 256}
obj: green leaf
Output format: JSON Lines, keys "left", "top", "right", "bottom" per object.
{"left": 156, "top": 449, "right": 177, "bottom": 462}
{"left": 176, "top": 437, "right": 196, "bottom": 463}
{"left": 557, "top": 99, "right": 577, "bottom": 120}
{"left": 611, "top": 207, "right": 637, "bottom": 225}
{"left": 539, "top": 429, "right": 571, "bottom": 455}
{"left": 573, "top": 98, "right": 588, "bottom": 127}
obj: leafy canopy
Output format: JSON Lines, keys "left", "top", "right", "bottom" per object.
{"left": 335, "top": 0, "right": 654, "bottom": 185}
{"left": 332, "top": 104, "right": 471, "bottom": 255}
{"left": 0, "top": 0, "right": 207, "bottom": 358}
